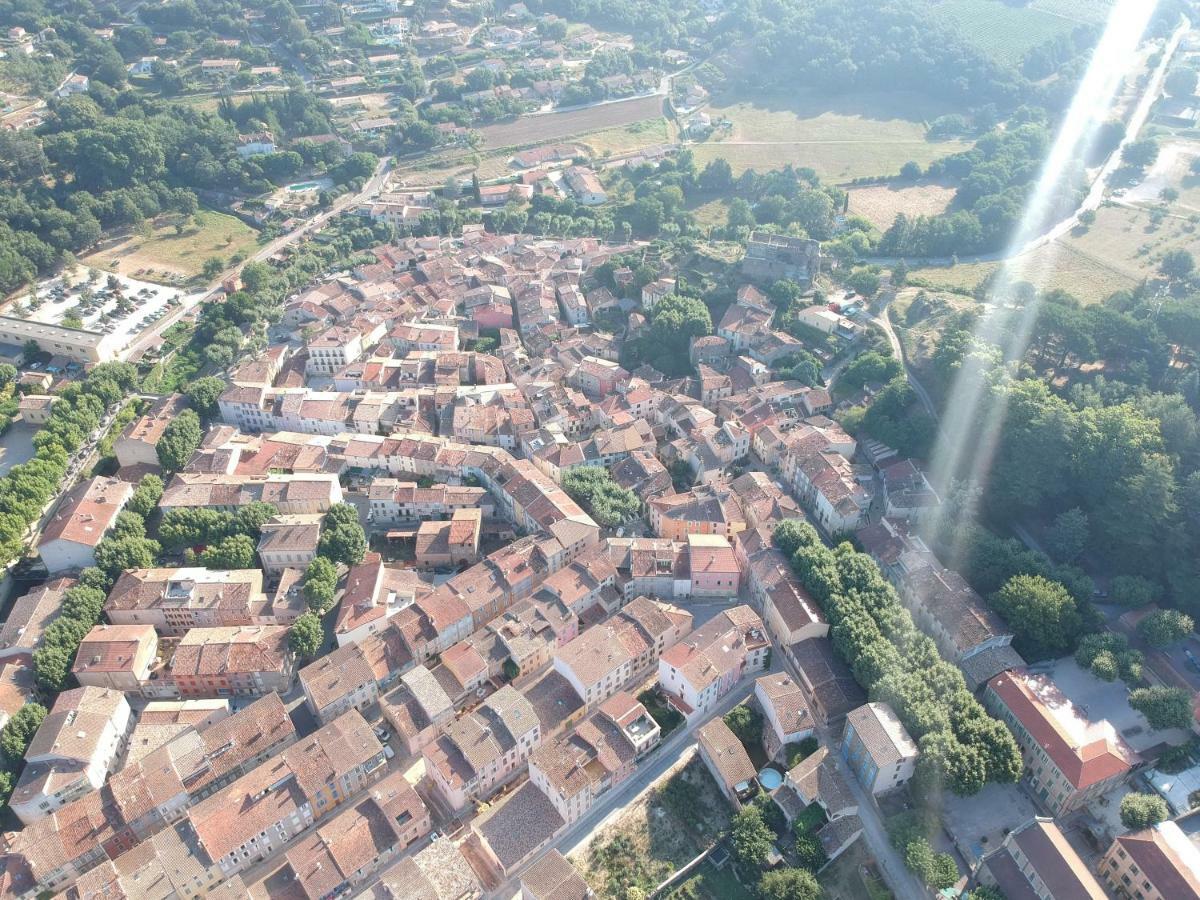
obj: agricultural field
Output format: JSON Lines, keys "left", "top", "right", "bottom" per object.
{"left": 477, "top": 94, "right": 666, "bottom": 150}
{"left": 934, "top": 0, "right": 1110, "bottom": 65}
{"left": 81, "top": 209, "right": 260, "bottom": 282}
{"left": 692, "top": 90, "right": 972, "bottom": 182}
{"left": 847, "top": 181, "right": 957, "bottom": 229}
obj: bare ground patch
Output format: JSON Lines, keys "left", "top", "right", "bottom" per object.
{"left": 848, "top": 181, "right": 957, "bottom": 229}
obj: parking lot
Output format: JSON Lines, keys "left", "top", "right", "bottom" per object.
{"left": 16, "top": 270, "right": 190, "bottom": 354}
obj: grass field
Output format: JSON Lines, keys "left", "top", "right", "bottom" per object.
{"left": 687, "top": 198, "right": 731, "bottom": 230}
{"left": 477, "top": 94, "right": 666, "bottom": 150}
{"left": 580, "top": 117, "right": 673, "bottom": 156}
{"left": 81, "top": 209, "right": 260, "bottom": 281}
{"left": 935, "top": 0, "right": 1108, "bottom": 65}
{"left": 694, "top": 90, "right": 972, "bottom": 181}
{"left": 848, "top": 182, "right": 957, "bottom": 229}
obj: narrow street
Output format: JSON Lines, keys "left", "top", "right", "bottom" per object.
{"left": 453, "top": 669, "right": 774, "bottom": 900}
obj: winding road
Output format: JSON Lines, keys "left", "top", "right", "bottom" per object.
{"left": 864, "top": 18, "right": 1190, "bottom": 271}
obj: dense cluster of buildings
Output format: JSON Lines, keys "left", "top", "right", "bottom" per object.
{"left": 4, "top": 219, "right": 1200, "bottom": 900}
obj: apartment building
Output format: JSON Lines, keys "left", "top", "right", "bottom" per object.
{"left": 658, "top": 606, "right": 769, "bottom": 719}
{"left": 985, "top": 669, "right": 1137, "bottom": 816}
{"left": 105, "top": 568, "right": 269, "bottom": 635}
{"left": 170, "top": 625, "right": 295, "bottom": 699}
{"left": 528, "top": 692, "right": 660, "bottom": 825}
{"left": 10, "top": 687, "right": 133, "bottom": 825}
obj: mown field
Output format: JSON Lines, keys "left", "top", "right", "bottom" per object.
{"left": 81, "top": 209, "right": 260, "bottom": 281}
{"left": 934, "top": 0, "right": 1112, "bottom": 65}
{"left": 477, "top": 94, "right": 666, "bottom": 150}
{"left": 848, "top": 181, "right": 957, "bottom": 229}
{"left": 693, "top": 89, "right": 972, "bottom": 181}
{"left": 580, "top": 117, "right": 674, "bottom": 156}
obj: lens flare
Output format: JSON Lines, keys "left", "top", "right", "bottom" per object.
{"left": 925, "top": 0, "right": 1176, "bottom": 563}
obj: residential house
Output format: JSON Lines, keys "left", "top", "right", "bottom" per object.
{"left": 423, "top": 685, "right": 541, "bottom": 811}
{"left": 840, "top": 702, "right": 918, "bottom": 795}
{"left": 696, "top": 717, "right": 757, "bottom": 806}
{"left": 38, "top": 477, "right": 134, "bottom": 573}
{"left": 105, "top": 568, "right": 269, "bottom": 635}
{"left": 521, "top": 849, "right": 592, "bottom": 900}
{"left": 10, "top": 687, "right": 133, "bottom": 825}
{"left": 115, "top": 394, "right": 189, "bottom": 469}
{"left": 71, "top": 624, "right": 158, "bottom": 693}
{"left": 553, "top": 597, "right": 692, "bottom": 708}
{"left": 170, "top": 625, "right": 295, "bottom": 699}
{"left": 755, "top": 672, "right": 815, "bottom": 761}
{"left": 1098, "top": 820, "right": 1200, "bottom": 900}
{"left": 182, "top": 709, "right": 386, "bottom": 879}
{"left": 528, "top": 692, "right": 659, "bottom": 825}
{"left": 281, "top": 770, "right": 431, "bottom": 898}
{"left": 658, "top": 606, "right": 769, "bottom": 719}
{"left": 256, "top": 515, "right": 322, "bottom": 575}
{"left": 0, "top": 577, "right": 75, "bottom": 659}
{"left": 300, "top": 642, "right": 381, "bottom": 725}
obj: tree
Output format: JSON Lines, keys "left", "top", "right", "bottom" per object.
{"left": 990, "top": 574, "right": 1083, "bottom": 660}
{"left": 647, "top": 294, "right": 712, "bottom": 376}
{"left": 1160, "top": 249, "right": 1195, "bottom": 282}
{"left": 0, "top": 703, "right": 47, "bottom": 768}
{"left": 324, "top": 503, "right": 361, "bottom": 528}
{"left": 32, "top": 644, "right": 72, "bottom": 692}
{"left": 127, "top": 474, "right": 164, "bottom": 517}
{"left": 1123, "top": 139, "right": 1160, "bottom": 170}
{"left": 840, "top": 352, "right": 901, "bottom": 390}
{"left": 0, "top": 364, "right": 17, "bottom": 388}
{"left": 561, "top": 468, "right": 640, "bottom": 527}
{"left": 1138, "top": 609, "right": 1194, "bottom": 648}
{"left": 723, "top": 704, "right": 764, "bottom": 746}
{"left": 94, "top": 534, "right": 160, "bottom": 578}
{"left": 1120, "top": 792, "right": 1169, "bottom": 830}
{"left": 319, "top": 523, "right": 367, "bottom": 566}
{"left": 791, "top": 834, "right": 827, "bottom": 872}
{"left": 304, "top": 556, "right": 338, "bottom": 612}
{"left": 758, "top": 868, "right": 821, "bottom": 900}
{"left": 1111, "top": 575, "right": 1160, "bottom": 607}
{"left": 1046, "top": 507, "right": 1089, "bottom": 562}
{"left": 731, "top": 806, "right": 775, "bottom": 869}
{"left": 199, "top": 533, "right": 256, "bottom": 569}
{"left": 157, "top": 409, "right": 202, "bottom": 472}
{"left": 202, "top": 257, "right": 225, "bottom": 279}
{"left": 845, "top": 267, "right": 881, "bottom": 298}
{"left": 1074, "top": 633, "right": 1142, "bottom": 684}
{"left": 1130, "top": 686, "right": 1194, "bottom": 730}
{"left": 1165, "top": 67, "right": 1198, "bottom": 97}
{"left": 184, "top": 377, "right": 226, "bottom": 417}
{"left": 289, "top": 612, "right": 324, "bottom": 658}
{"left": 903, "top": 837, "right": 958, "bottom": 890}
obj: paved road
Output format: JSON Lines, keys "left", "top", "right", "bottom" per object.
{"left": 824, "top": 728, "right": 926, "bottom": 900}
{"left": 126, "top": 157, "right": 391, "bottom": 361}
{"left": 487, "top": 671, "right": 772, "bottom": 900}
{"left": 862, "top": 19, "right": 1189, "bottom": 270}
{"left": 874, "top": 292, "right": 937, "bottom": 420}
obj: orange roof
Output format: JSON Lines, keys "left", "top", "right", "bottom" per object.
{"left": 988, "top": 670, "right": 1136, "bottom": 791}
